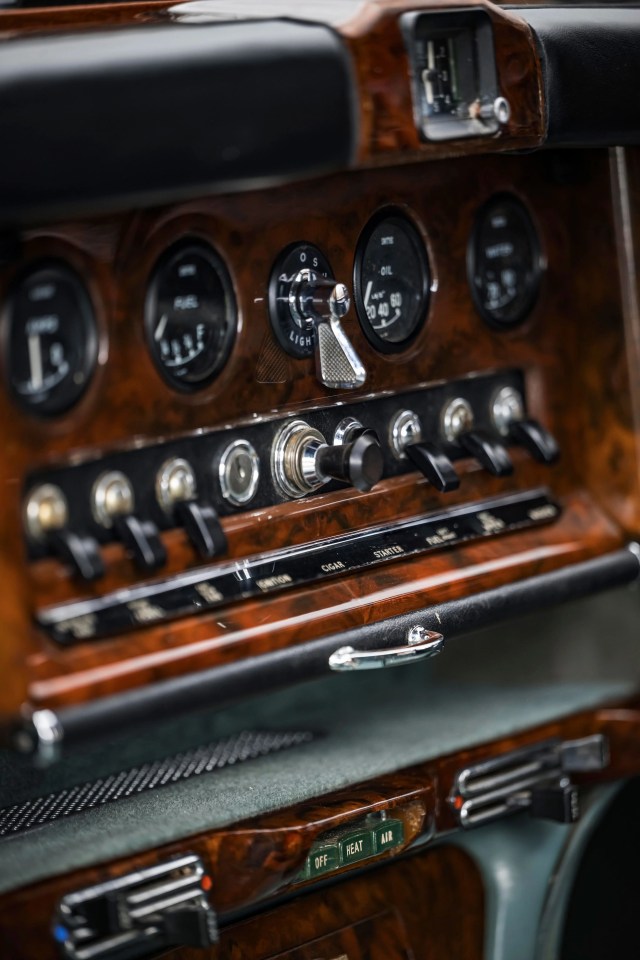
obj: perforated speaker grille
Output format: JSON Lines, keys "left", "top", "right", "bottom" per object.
{"left": 0, "top": 729, "right": 314, "bottom": 838}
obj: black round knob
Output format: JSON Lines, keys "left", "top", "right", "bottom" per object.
{"left": 316, "top": 432, "right": 384, "bottom": 492}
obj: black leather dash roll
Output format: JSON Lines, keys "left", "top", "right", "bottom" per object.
{"left": 0, "top": 20, "right": 357, "bottom": 223}
{"left": 521, "top": 8, "right": 640, "bottom": 146}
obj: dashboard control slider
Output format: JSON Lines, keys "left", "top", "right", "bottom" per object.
{"left": 299, "top": 814, "right": 406, "bottom": 881}
{"left": 459, "top": 430, "right": 514, "bottom": 477}
{"left": 390, "top": 408, "right": 459, "bottom": 492}
{"left": 53, "top": 854, "right": 217, "bottom": 959}
{"left": 510, "top": 419, "right": 560, "bottom": 465}
{"left": 449, "top": 734, "right": 609, "bottom": 828}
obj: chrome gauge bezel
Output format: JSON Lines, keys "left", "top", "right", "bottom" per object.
{"left": 353, "top": 209, "right": 431, "bottom": 355}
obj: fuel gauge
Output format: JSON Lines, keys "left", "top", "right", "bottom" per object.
{"left": 354, "top": 212, "right": 430, "bottom": 353}
{"left": 145, "top": 241, "right": 237, "bottom": 391}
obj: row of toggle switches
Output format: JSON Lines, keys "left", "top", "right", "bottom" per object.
{"left": 393, "top": 386, "right": 559, "bottom": 493}
{"left": 24, "top": 385, "right": 558, "bottom": 581}
{"left": 25, "top": 461, "right": 228, "bottom": 581}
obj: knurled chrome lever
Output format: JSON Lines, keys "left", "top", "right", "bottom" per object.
{"left": 328, "top": 626, "right": 444, "bottom": 671}
{"left": 290, "top": 269, "right": 366, "bottom": 390}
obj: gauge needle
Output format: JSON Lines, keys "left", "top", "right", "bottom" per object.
{"left": 154, "top": 314, "right": 169, "bottom": 341}
{"left": 28, "top": 333, "right": 44, "bottom": 390}
{"left": 364, "top": 281, "right": 373, "bottom": 308}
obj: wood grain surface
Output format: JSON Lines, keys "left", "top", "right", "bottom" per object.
{"left": 0, "top": 146, "right": 635, "bottom": 724}
{"left": 0, "top": 0, "right": 545, "bottom": 167}
{"left": 158, "top": 848, "right": 485, "bottom": 960}
{"left": 4, "top": 700, "right": 640, "bottom": 958}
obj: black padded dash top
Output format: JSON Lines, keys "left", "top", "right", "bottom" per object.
{"left": 521, "top": 8, "right": 640, "bottom": 146}
{"left": 0, "top": 20, "right": 356, "bottom": 224}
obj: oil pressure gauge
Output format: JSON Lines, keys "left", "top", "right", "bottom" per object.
{"left": 145, "top": 241, "right": 237, "bottom": 391}
{"left": 354, "top": 212, "right": 430, "bottom": 353}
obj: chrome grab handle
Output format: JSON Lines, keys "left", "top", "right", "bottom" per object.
{"left": 328, "top": 625, "right": 444, "bottom": 671}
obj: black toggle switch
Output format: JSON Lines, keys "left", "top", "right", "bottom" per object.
{"left": 175, "top": 501, "right": 227, "bottom": 561}
{"left": 155, "top": 458, "right": 228, "bottom": 561}
{"left": 48, "top": 530, "right": 104, "bottom": 582}
{"left": 405, "top": 442, "right": 460, "bottom": 493}
{"left": 510, "top": 419, "right": 560, "bottom": 465}
{"left": 113, "top": 514, "right": 167, "bottom": 572}
{"left": 459, "top": 430, "right": 514, "bottom": 477}
{"left": 530, "top": 782, "right": 580, "bottom": 824}
{"left": 316, "top": 432, "right": 384, "bottom": 492}
{"left": 24, "top": 483, "right": 104, "bottom": 581}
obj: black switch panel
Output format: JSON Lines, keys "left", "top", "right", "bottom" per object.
{"left": 24, "top": 368, "right": 557, "bottom": 564}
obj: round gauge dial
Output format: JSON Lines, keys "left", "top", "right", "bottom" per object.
{"left": 2, "top": 262, "right": 98, "bottom": 417}
{"left": 145, "top": 242, "right": 237, "bottom": 390}
{"left": 354, "top": 213, "right": 430, "bottom": 352}
{"left": 268, "top": 243, "right": 333, "bottom": 359}
{"left": 468, "top": 195, "right": 543, "bottom": 327}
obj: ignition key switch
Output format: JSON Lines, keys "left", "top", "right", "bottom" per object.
{"left": 272, "top": 419, "right": 383, "bottom": 499}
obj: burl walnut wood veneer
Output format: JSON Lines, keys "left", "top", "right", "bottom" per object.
{"left": 0, "top": 0, "right": 545, "bottom": 168}
{"left": 0, "top": 144, "right": 637, "bottom": 727}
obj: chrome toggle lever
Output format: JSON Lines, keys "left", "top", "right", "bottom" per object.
{"left": 328, "top": 625, "right": 444, "bottom": 671}
{"left": 290, "top": 269, "right": 366, "bottom": 390}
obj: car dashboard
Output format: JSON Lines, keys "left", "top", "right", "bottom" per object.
{"left": 1, "top": 2, "right": 640, "bottom": 959}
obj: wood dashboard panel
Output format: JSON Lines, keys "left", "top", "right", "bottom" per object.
{"left": 201, "top": 850, "right": 484, "bottom": 960}
{"left": 0, "top": 147, "right": 638, "bottom": 728}
{"left": 0, "top": 0, "right": 545, "bottom": 170}
{"left": 4, "top": 701, "right": 640, "bottom": 959}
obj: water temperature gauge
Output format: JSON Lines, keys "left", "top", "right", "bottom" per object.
{"left": 145, "top": 241, "right": 237, "bottom": 391}
{"left": 354, "top": 212, "right": 431, "bottom": 353}
{"left": 2, "top": 262, "right": 98, "bottom": 416}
